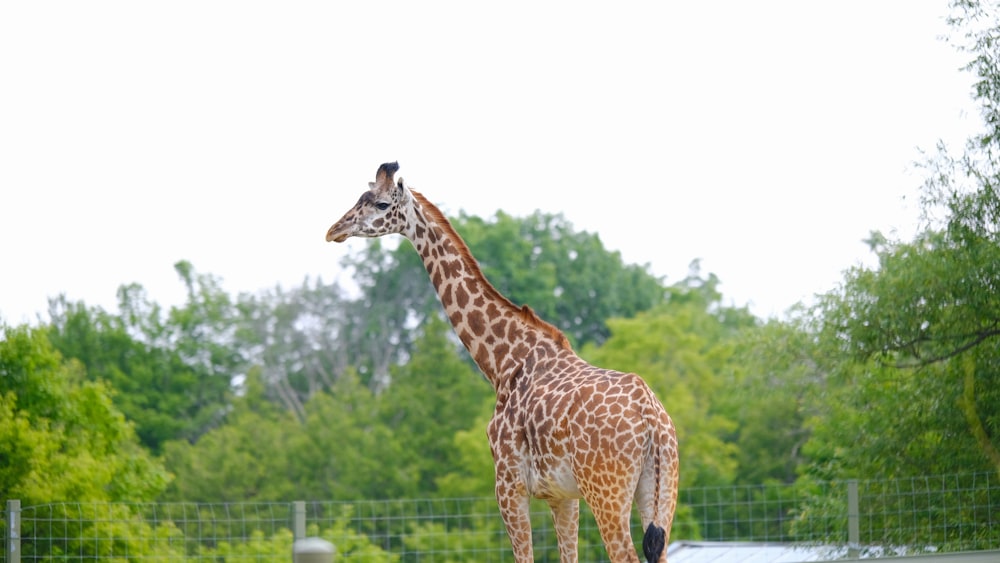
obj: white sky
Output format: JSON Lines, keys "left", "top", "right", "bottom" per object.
{"left": 0, "top": 1, "right": 980, "bottom": 325}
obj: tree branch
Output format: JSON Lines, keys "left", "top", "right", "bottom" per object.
{"left": 888, "top": 326, "right": 1000, "bottom": 368}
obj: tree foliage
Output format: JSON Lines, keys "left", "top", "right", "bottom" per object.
{"left": 378, "top": 316, "right": 492, "bottom": 493}
{"left": 813, "top": 0, "right": 1000, "bottom": 478}
{"left": 0, "top": 324, "right": 169, "bottom": 507}
{"left": 720, "top": 314, "right": 819, "bottom": 484}
{"left": 45, "top": 262, "right": 238, "bottom": 452}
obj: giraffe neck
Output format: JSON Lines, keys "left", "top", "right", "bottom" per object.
{"left": 404, "top": 189, "right": 572, "bottom": 391}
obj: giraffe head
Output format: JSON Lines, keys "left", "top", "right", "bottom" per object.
{"left": 326, "top": 161, "right": 412, "bottom": 243}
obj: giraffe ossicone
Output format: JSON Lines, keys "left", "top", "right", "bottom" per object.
{"left": 326, "top": 162, "right": 679, "bottom": 563}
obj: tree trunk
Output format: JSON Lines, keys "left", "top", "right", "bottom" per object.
{"left": 957, "top": 354, "right": 1000, "bottom": 477}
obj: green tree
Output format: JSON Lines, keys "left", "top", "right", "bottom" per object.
{"left": 378, "top": 316, "right": 492, "bottom": 494}
{"left": 720, "top": 315, "right": 818, "bottom": 485}
{"left": 338, "top": 237, "right": 442, "bottom": 391}
{"left": 46, "top": 295, "right": 204, "bottom": 453}
{"left": 776, "top": 4, "right": 1000, "bottom": 550}
{"left": 0, "top": 323, "right": 172, "bottom": 560}
{"left": 162, "top": 360, "right": 411, "bottom": 502}
{"left": 291, "top": 369, "right": 411, "bottom": 500}
{"left": 159, "top": 367, "right": 299, "bottom": 502}
{"left": 0, "top": 324, "right": 169, "bottom": 505}
{"left": 426, "top": 398, "right": 512, "bottom": 559}
{"left": 167, "top": 260, "right": 243, "bottom": 399}
{"left": 814, "top": 0, "right": 1000, "bottom": 478}
{"left": 46, "top": 262, "right": 239, "bottom": 452}
{"left": 433, "top": 397, "right": 496, "bottom": 498}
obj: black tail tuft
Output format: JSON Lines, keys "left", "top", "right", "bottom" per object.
{"left": 642, "top": 523, "right": 665, "bottom": 563}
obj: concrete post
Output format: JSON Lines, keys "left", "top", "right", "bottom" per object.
{"left": 847, "top": 479, "right": 860, "bottom": 559}
{"left": 7, "top": 500, "right": 20, "bottom": 563}
{"left": 293, "top": 537, "right": 335, "bottom": 563}
{"left": 293, "top": 501, "right": 307, "bottom": 539}
{"left": 290, "top": 501, "right": 334, "bottom": 562}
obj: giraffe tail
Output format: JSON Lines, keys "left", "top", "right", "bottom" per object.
{"left": 642, "top": 523, "right": 666, "bottom": 563}
{"left": 642, "top": 402, "right": 678, "bottom": 563}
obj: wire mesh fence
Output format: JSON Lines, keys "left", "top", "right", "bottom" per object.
{"left": 676, "top": 473, "right": 998, "bottom": 555}
{"left": 4, "top": 473, "right": 998, "bottom": 561}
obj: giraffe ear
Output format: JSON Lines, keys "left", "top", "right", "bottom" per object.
{"left": 368, "top": 181, "right": 376, "bottom": 190}
{"left": 374, "top": 161, "right": 400, "bottom": 189}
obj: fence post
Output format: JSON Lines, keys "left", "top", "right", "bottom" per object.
{"left": 293, "top": 501, "right": 306, "bottom": 540}
{"left": 847, "top": 480, "right": 860, "bottom": 559}
{"left": 291, "top": 501, "right": 335, "bottom": 562}
{"left": 7, "top": 499, "right": 20, "bottom": 563}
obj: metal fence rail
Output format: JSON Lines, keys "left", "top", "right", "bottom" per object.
{"left": 4, "top": 473, "right": 998, "bottom": 561}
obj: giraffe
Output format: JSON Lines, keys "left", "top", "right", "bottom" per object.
{"left": 325, "top": 162, "right": 679, "bottom": 563}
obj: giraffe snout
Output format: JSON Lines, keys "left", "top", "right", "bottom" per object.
{"left": 326, "top": 224, "right": 350, "bottom": 243}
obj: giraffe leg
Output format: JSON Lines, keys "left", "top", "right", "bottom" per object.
{"left": 547, "top": 497, "right": 580, "bottom": 563}
{"left": 495, "top": 478, "right": 534, "bottom": 562}
{"left": 586, "top": 493, "right": 641, "bottom": 563}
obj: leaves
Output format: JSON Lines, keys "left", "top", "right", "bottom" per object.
{"left": 0, "top": 325, "right": 169, "bottom": 507}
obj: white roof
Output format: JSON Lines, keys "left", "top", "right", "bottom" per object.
{"left": 666, "top": 543, "right": 1000, "bottom": 563}
{"left": 666, "top": 541, "right": 843, "bottom": 563}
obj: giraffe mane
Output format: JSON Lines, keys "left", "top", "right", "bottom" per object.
{"left": 410, "top": 189, "right": 573, "bottom": 352}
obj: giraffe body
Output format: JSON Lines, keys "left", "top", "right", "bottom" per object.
{"left": 326, "top": 162, "right": 679, "bottom": 563}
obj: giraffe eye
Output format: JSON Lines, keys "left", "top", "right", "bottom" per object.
{"left": 375, "top": 202, "right": 390, "bottom": 211}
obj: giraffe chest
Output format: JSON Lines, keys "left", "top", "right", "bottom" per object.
{"left": 489, "top": 386, "right": 581, "bottom": 499}
{"left": 529, "top": 438, "right": 582, "bottom": 499}
{"left": 492, "top": 416, "right": 582, "bottom": 499}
